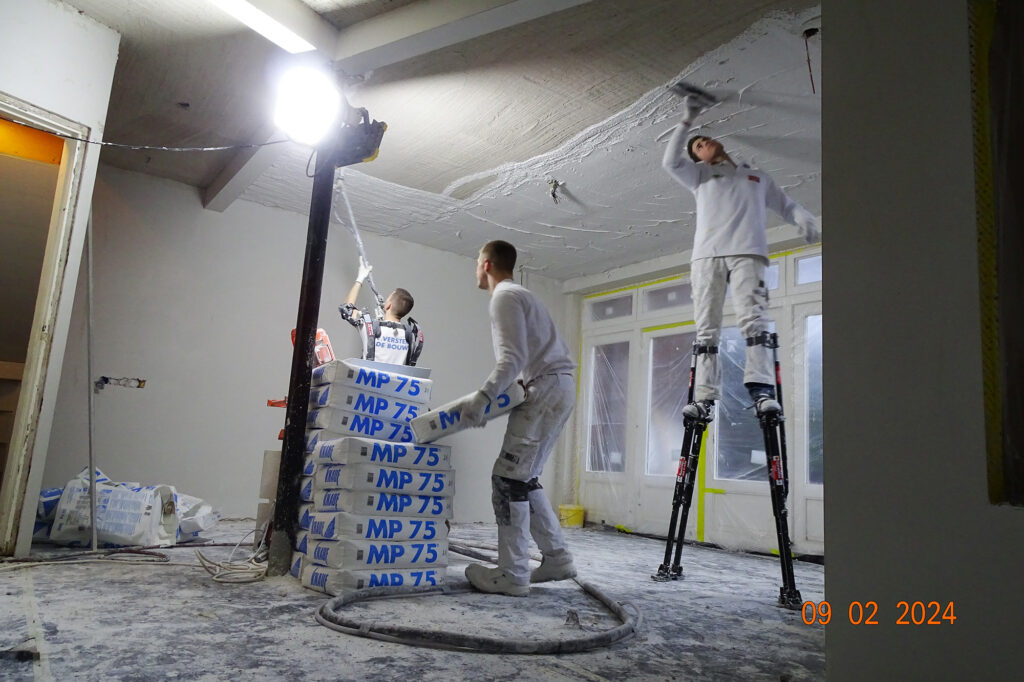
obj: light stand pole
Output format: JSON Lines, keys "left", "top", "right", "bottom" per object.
{"left": 266, "top": 135, "right": 337, "bottom": 577}
{"left": 265, "top": 107, "right": 386, "bottom": 578}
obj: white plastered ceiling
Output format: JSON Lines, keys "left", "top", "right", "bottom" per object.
{"left": 63, "top": 0, "right": 821, "bottom": 281}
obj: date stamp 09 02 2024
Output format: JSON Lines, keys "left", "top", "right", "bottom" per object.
{"left": 801, "top": 600, "right": 957, "bottom": 626}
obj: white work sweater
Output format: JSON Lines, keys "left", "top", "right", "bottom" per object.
{"left": 663, "top": 121, "right": 813, "bottom": 261}
{"left": 480, "top": 280, "right": 575, "bottom": 401}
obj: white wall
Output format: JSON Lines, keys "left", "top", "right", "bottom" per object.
{"left": 48, "top": 165, "right": 576, "bottom": 522}
{"left": 825, "top": 1, "right": 1022, "bottom": 677}
{"left": 0, "top": 0, "right": 119, "bottom": 553}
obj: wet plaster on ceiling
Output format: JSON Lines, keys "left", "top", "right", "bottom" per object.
{"left": 242, "top": 5, "right": 821, "bottom": 282}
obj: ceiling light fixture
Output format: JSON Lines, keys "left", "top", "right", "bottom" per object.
{"left": 211, "top": 0, "right": 316, "bottom": 53}
{"left": 273, "top": 67, "right": 341, "bottom": 146}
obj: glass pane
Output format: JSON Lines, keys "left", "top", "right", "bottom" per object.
{"left": 806, "top": 314, "right": 824, "bottom": 484}
{"left": 796, "top": 255, "right": 822, "bottom": 284}
{"left": 714, "top": 326, "right": 774, "bottom": 481}
{"left": 644, "top": 282, "right": 692, "bottom": 313}
{"left": 588, "top": 294, "right": 632, "bottom": 322}
{"left": 587, "top": 341, "right": 629, "bottom": 472}
{"left": 766, "top": 262, "right": 780, "bottom": 290}
{"left": 646, "top": 330, "right": 697, "bottom": 476}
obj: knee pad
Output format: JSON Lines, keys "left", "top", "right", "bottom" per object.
{"left": 492, "top": 474, "right": 532, "bottom": 502}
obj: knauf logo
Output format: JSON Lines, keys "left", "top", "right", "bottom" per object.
{"left": 301, "top": 480, "right": 313, "bottom": 500}
{"left": 297, "top": 534, "right": 308, "bottom": 553}
{"left": 290, "top": 556, "right": 302, "bottom": 577}
{"left": 325, "top": 467, "right": 342, "bottom": 485}
{"left": 325, "top": 518, "right": 336, "bottom": 537}
{"left": 313, "top": 545, "right": 329, "bottom": 562}
{"left": 323, "top": 491, "right": 341, "bottom": 508}
{"left": 319, "top": 443, "right": 334, "bottom": 460}
{"left": 311, "top": 570, "right": 328, "bottom": 589}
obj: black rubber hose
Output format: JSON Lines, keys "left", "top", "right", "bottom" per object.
{"left": 314, "top": 579, "right": 640, "bottom": 654}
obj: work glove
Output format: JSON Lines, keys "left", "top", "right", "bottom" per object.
{"left": 458, "top": 391, "right": 490, "bottom": 429}
{"left": 794, "top": 208, "right": 821, "bottom": 244}
{"left": 356, "top": 257, "right": 372, "bottom": 284}
{"left": 681, "top": 95, "right": 705, "bottom": 126}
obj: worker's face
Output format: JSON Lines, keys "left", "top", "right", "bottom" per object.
{"left": 692, "top": 136, "right": 722, "bottom": 163}
{"left": 475, "top": 252, "right": 489, "bottom": 290}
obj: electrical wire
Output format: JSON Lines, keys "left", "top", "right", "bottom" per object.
{"left": 0, "top": 114, "right": 290, "bottom": 152}
{"left": 194, "top": 526, "right": 269, "bottom": 583}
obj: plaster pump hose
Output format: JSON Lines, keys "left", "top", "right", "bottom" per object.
{"left": 334, "top": 174, "right": 385, "bottom": 316}
{"left": 314, "top": 580, "right": 641, "bottom": 654}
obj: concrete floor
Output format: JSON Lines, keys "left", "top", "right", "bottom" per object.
{"left": 1, "top": 520, "right": 824, "bottom": 680}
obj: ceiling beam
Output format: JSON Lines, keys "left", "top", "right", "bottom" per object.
{"left": 202, "top": 0, "right": 593, "bottom": 213}
{"left": 333, "top": 0, "right": 593, "bottom": 75}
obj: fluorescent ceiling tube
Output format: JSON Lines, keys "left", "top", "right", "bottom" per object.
{"left": 274, "top": 67, "right": 342, "bottom": 146}
{"left": 212, "top": 0, "right": 316, "bottom": 53}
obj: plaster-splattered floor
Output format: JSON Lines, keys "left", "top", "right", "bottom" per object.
{"left": 1, "top": 520, "right": 824, "bottom": 680}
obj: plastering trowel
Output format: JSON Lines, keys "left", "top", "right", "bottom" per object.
{"left": 667, "top": 80, "right": 720, "bottom": 110}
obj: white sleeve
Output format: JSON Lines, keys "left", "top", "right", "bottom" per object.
{"left": 662, "top": 120, "right": 701, "bottom": 190}
{"left": 480, "top": 293, "right": 527, "bottom": 401}
{"left": 764, "top": 174, "right": 820, "bottom": 242}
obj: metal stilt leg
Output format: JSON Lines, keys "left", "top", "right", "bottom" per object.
{"left": 757, "top": 332, "right": 802, "bottom": 609}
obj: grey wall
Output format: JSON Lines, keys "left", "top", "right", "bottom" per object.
{"left": 0, "top": 155, "right": 57, "bottom": 363}
{"left": 47, "top": 164, "right": 572, "bottom": 522}
{"left": 824, "top": 1, "right": 1022, "bottom": 677}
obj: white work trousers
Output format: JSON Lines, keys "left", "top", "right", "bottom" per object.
{"left": 690, "top": 256, "right": 774, "bottom": 402}
{"left": 492, "top": 373, "right": 575, "bottom": 584}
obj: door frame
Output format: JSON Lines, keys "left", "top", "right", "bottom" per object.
{"left": 0, "top": 91, "right": 90, "bottom": 555}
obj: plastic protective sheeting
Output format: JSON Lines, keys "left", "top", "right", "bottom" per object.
{"left": 646, "top": 331, "right": 696, "bottom": 477}
{"left": 586, "top": 341, "right": 629, "bottom": 473}
{"left": 714, "top": 327, "right": 772, "bottom": 482}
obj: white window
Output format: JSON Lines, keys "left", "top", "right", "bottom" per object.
{"left": 643, "top": 281, "right": 692, "bottom": 314}
{"left": 646, "top": 329, "right": 696, "bottom": 476}
{"left": 587, "top": 294, "right": 632, "bottom": 322}
{"left": 586, "top": 340, "right": 630, "bottom": 473}
{"left": 806, "top": 314, "right": 824, "bottom": 484}
{"left": 796, "top": 255, "right": 822, "bottom": 285}
{"left": 713, "top": 326, "right": 774, "bottom": 481}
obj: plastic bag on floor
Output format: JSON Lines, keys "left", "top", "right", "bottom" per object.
{"left": 174, "top": 492, "right": 221, "bottom": 542}
{"left": 49, "top": 468, "right": 178, "bottom": 547}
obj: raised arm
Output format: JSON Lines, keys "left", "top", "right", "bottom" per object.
{"left": 662, "top": 96, "right": 705, "bottom": 190}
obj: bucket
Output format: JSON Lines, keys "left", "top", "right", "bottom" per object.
{"left": 558, "top": 504, "right": 585, "bottom": 529}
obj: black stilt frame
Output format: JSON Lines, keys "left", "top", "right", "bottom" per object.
{"left": 652, "top": 334, "right": 802, "bottom": 610}
{"left": 652, "top": 341, "right": 705, "bottom": 582}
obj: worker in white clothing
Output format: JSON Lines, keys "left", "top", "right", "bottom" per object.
{"left": 339, "top": 257, "right": 423, "bottom": 366}
{"left": 662, "top": 96, "right": 821, "bottom": 421}
{"left": 458, "top": 240, "right": 577, "bottom": 597}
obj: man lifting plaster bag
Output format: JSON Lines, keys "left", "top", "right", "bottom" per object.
{"left": 454, "top": 239, "right": 578, "bottom": 597}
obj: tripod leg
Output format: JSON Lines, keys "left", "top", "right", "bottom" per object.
{"left": 760, "top": 413, "right": 802, "bottom": 610}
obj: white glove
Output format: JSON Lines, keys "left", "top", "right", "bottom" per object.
{"left": 356, "top": 257, "right": 372, "bottom": 284}
{"left": 681, "top": 95, "right": 704, "bottom": 126}
{"left": 798, "top": 214, "right": 821, "bottom": 244}
{"left": 457, "top": 391, "right": 490, "bottom": 429}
